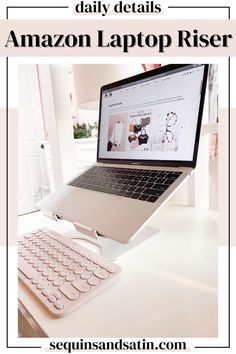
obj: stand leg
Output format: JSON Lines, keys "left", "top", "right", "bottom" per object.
{"left": 69, "top": 225, "right": 160, "bottom": 260}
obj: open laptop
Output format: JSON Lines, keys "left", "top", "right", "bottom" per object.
{"left": 37, "top": 64, "right": 209, "bottom": 244}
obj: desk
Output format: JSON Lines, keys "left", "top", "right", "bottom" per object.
{"left": 18, "top": 205, "right": 218, "bottom": 338}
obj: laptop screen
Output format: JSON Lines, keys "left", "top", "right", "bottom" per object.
{"left": 97, "top": 64, "right": 208, "bottom": 167}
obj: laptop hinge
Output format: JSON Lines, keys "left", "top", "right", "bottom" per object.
{"left": 73, "top": 221, "right": 99, "bottom": 240}
{"left": 41, "top": 209, "right": 60, "bottom": 222}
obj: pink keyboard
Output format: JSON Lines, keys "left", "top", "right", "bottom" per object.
{"left": 18, "top": 228, "right": 121, "bottom": 317}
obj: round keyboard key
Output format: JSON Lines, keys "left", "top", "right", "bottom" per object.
{"left": 66, "top": 273, "right": 76, "bottom": 282}
{"left": 37, "top": 281, "right": 48, "bottom": 290}
{"left": 88, "top": 276, "right": 100, "bottom": 286}
{"left": 48, "top": 295, "right": 56, "bottom": 303}
{"left": 55, "top": 265, "right": 64, "bottom": 273}
{"left": 99, "top": 263, "right": 108, "bottom": 269}
{"left": 53, "top": 277, "right": 64, "bottom": 286}
{"left": 93, "top": 268, "right": 109, "bottom": 279}
{"left": 74, "top": 257, "right": 83, "bottom": 263}
{"left": 93, "top": 258, "right": 101, "bottom": 265}
{"left": 24, "top": 254, "right": 33, "bottom": 261}
{"left": 47, "top": 272, "right": 58, "bottom": 281}
{"left": 34, "top": 244, "right": 41, "bottom": 249}
{"left": 58, "top": 255, "right": 66, "bottom": 262}
{"left": 40, "top": 254, "right": 48, "bottom": 261}
{"left": 69, "top": 253, "right": 76, "bottom": 260}
{"left": 49, "top": 261, "right": 58, "bottom": 268}
{"left": 80, "top": 259, "right": 90, "bottom": 267}
{"left": 42, "top": 289, "right": 51, "bottom": 297}
{"left": 60, "top": 269, "right": 70, "bottom": 277}
{"left": 32, "top": 276, "right": 43, "bottom": 284}
{"left": 33, "top": 260, "right": 42, "bottom": 268}
{"left": 45, "top": 258, "right": 53, "bottom": 265}
{"left": 27, "top": 247, "right": 35, "bottom": 252}
{"left": 68, "top": 263, "right": 77, "bottom": 270}
{"left": 54, "top": 301, "right": 64, "bottom": 310}
{"left": 42, "top": 269, "right": 52, "bottom": 277}
{"left": 80, "top": 271, "right": 91, "bottom": 280}
{"left": 52, "top": 253, "right": 60, "bottom": 259}
{"left": 86, "top": 263, "right": 97, "bottom": 271}
{"left": 63, "top": 249, "right": 70, "bottom": 256}
{"left": 86, "top": 254, "right": 95, "bottom": 261}
{"left": 106, "top": 266, "right": 116, "bottom": 274}
{"left": 62, "top": 259, "right": 73, "bottom": 266}
{"left": 28, "top": 259, "right": 34, "bottom": 264}
{"left": 74, "top": 267, "right": 84, "bottom": 275}
{"left": 38, "top": 264, "right": 47, "bottom": 272}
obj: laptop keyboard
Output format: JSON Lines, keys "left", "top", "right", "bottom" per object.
{"left": 68, "top": 166, "right": 182, "bottom": 203}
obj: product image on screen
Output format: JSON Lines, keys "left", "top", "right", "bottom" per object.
{"left": 98, "top": 64, "right": 205, "bottom": 162}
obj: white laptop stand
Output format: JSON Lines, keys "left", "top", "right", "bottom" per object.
{"left": 69, "top": 224, "right": 160, "bottom": 260}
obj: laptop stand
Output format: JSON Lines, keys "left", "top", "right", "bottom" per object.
{"left": 41, "top": 209, "right": 160, "bottom": 260}
{"left": 70, "top": 223, "right": 160, "bottom": 260}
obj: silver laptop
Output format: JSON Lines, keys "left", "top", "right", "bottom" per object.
{"left": 37, "top": 64, "right": 209, "bottom": 244}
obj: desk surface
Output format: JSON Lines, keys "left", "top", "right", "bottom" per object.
{"left": 18, "top": 205, "right": 218, "bottom": 338}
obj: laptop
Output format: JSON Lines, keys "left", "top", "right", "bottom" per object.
{"left": 37, "top": 64, "right": 209, "bottom": 244}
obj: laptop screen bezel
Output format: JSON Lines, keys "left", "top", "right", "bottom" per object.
{"left": 97, "top": 64, "right": 209, "bottom": 168}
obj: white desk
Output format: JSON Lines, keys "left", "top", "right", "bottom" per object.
{"left": 18, "top": 205, "right": 218, "bottom": 338}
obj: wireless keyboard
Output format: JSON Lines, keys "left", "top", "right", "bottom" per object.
{"left": 18, "top": 228, "right": 121, "bottom": 317}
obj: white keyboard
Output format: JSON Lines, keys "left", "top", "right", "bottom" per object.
{"left": 18, "top": 228, "right": 121, "bottom": 317}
